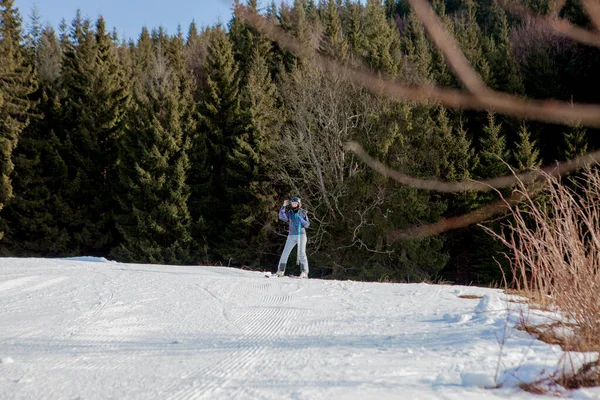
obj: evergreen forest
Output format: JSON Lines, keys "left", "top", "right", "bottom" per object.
{"left": 1, "top": 0, "right": 599, "bottom": 284}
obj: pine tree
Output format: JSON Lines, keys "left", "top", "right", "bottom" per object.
{"left": 23, "top": 4, "right": 42, "bottom": 63}
{"left": 271, "top": 1, "right": 295, "bottom": 42}
{"left": 243, "top": 49, "right": 280, "bottom": 167}
{"left": 563, "top": 121, "right": 588, "bottom": 160}
{"left": 524, "top": 0, "right": 553, "bottom": 14}
{"left": 451, "top": 0, "right": 492, "bottom": 86}
{"left": 434, "top": 107, "right": 477, "bottom": 182}
{"left": 322, "top": 0, "right": 349, "bottom": 61}
{"left": 513, "top": 123, "right": 541, "bottom": 171}
{"left": 58, "top": 18, "right": 70, "bottom": 50}
{"left": 266, "top": 1, "right": 278, "bottom": 22}
{"left": 449, "top": 108, "right": 508, "bottom": 284}
{"left": 478, "top": 110, "right": 508, "bottom": 179}
{"left": 0, "top": 24, "right": 69, "bottom": 255}
{"left": 168, "top": 29, "right": 197, "bottom": 125}
{"left": 361, "top": 0, "right": 399, "bottom": 75}
{"left": 436, "top": 116, "right": 481, "bottom": 286}
{"left": 446, "top": 111, "right": 508, "bottom": 286}
{"left": 229, "top": 0, "right": 272, "bottom": 82}
{"left": 191, "top": 25, "right": 244, "bottom": 261}
{"left": 292, "top": 0, "right": 313, "bottom": 48}
{"left": 467, "top": 109, "right": 512, "bottom": 284}
{"left": 151, "top": 26, "right": 170, "bottom": 52}
{"left": 429, "top": 0, "right": 453, "bottom": 87}
{"left": 306, "top": 0, "right": 319, "bottom": 24}
{"left": 112, "top": 48, "right": 194, "bottom": 264}
{"left": 384, "top": 0, "right": 397, "bottom": 19}
{"left": 220, "top": 47, "right": 282, "bottom": 264}
{"left": 486, "top": 1, "right": 524, "bottom": 94}
{"left": 344, "top": 0, "right": 362, "bottom": 57}
{"left": 0, "top": 0, "right": 37, "bottom": 237}
{"left": 451, "top": 119, "right": 479, "bottom": 182}
{"left": 267, "top": 2, "right": 300, "bottom": 76}
{"left": 134, "top": 27, "right": 153, "bottom": 80}
{"left": 1, "top": 99, "right": 69, "bottom": 255}
{"left": 336, "top": 99, "right": 449, "bottom": 282}
{"left": 400, "top": 11, "right": 433, "bottom": 85}
{"left": 59, "top": 16, "right": 130, "bottom": 255}
{"left": 187, "top": 20, "right": 199, "bottom": 46}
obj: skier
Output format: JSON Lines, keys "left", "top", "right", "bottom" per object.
{"left": 276, "top": 196, "right": 310, "bottom": 278}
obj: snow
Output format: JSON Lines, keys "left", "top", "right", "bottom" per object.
{"left": 0, "top": 257, "right": 598, "bottom": 399}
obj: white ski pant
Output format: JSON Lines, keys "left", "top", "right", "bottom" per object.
{"left": 278, "top": 234, "right": 308, "bottom": 273}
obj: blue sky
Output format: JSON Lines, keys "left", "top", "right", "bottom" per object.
{"left": 15, "top": 0, "right": 241, "bottom": 41}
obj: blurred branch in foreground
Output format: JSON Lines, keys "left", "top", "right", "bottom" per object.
{"left": 234, "top": 2, "right": 600, "bottom": 238}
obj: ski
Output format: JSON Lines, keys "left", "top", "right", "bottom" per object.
{"left": 264, "top": 273, "right": 307, "bottom": 279}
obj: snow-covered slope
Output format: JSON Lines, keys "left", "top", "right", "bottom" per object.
{"left": 0, "top": 258, "right": 597, "bottom": 399}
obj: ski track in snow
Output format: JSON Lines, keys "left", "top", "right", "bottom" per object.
{"left": 0, "top": 258, "right": 599, "bottom": 400}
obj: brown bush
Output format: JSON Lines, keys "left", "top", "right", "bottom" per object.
{"left": 484, "top": 169, "right": 600, "bottom": 388}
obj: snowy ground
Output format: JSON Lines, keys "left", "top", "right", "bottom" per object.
{"left": 0, "top": 258, "right": 598, "bottom": 399}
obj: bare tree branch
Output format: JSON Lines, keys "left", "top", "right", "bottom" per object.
{"left": 388, "top": 190, "right": 531, "bottom": 240}
{"left": 230, "top": 2, "right": 600, "bottom": 238}
{"left": 236, "top": 5, "right": 600, "bottom": 128}
{"left": 345, "top": 141, "right": 600, "bottom": 193}
{"left": 497, "top": 0, "right": 600, "bottom": 48}
{"left": 550, "top": 17, "right": 600, "bottom": 47}
{"left": 582, "top": 0, "right": 600, "bottom": 32}
{"left": 407, "top": 0, "right": 490, "bottom": 96}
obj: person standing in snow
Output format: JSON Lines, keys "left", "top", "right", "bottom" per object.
{"left": 276, "top": 196, "right": 310, "bottom": 278}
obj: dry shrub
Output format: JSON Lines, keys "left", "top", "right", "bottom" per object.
{"left": 484, "top": 168, "right": 600, "bottom": 388}
{"left": 518, "top": 381, "right": 551, "bottom": 395}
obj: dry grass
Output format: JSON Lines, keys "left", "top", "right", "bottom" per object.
{"left": 484, "top": 169, "right": 600, "bottom": 334}
{"left": 503, "top": 289, "right": 553, "bottom": 309}
{"left": 517, "top": 321, "right": 573, "bottom": 349}
{"left": 518, "top": 381, "right": 552, "bottom": 395}
{"left": 484, "top": 169, "right": 600, "bottom": 389}
{"left": 458, "top": 294, "right": 483, "bottom": 299}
